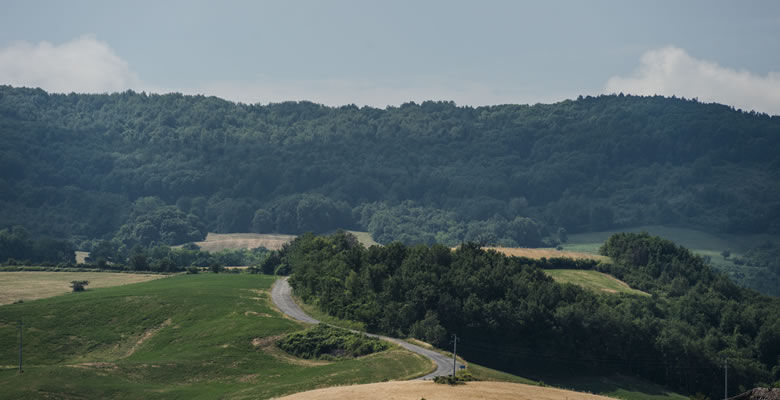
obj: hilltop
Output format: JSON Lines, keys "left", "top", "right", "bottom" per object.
{"left": 1, "top": 86, "right": 778, "bottom": 245}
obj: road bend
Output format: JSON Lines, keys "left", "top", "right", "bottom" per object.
{"left": 270, "top": 277, "right": 463, "bottom": 380}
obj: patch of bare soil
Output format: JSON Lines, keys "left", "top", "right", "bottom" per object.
{"left": 274, "top": 380, "right": 615, "bottom": 400}
{"left": 252, "top": 335, "right": 332, "bottom": 366}
{"left": 245, "top": 311, "right": 272, "bottom": 317}
{"left": 123, "top": 318, "right": 172, "bottom": 358}
{"left": 68, "top": 362, "right": 118, "bottom": 370}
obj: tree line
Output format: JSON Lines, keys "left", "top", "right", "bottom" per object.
{"left": 1, "top": 86, "right": 779, "bottom": 291}
{"left": 281, "top": 231, "right": 779, "bottom": 398}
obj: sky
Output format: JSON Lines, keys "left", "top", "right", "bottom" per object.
{"left": 1, "top": 0, "right": 779, "bottom": 114}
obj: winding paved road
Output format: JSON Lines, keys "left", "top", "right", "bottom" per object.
{"left": 271, "top": 277, "right": 463, "bottom": 380}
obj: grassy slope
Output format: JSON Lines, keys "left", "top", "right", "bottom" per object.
{"left": 0, "top": 274, "right": 430, "bottom": 399}
{"left": 487, "top": 247, "right": 608, "bottom": 262}
{"left": 544, "top": 269, "right": 650, "bottom": 296}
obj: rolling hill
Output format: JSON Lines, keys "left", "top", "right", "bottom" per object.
{"left": 0, "top": 274, "right": 432, "bottom": 398}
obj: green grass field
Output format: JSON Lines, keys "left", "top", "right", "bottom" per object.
{"left": 544, "top": 269, "right": 650, "bottom": 296}
{"left": 0, "top": 274, "right": 431, "bottom": 399}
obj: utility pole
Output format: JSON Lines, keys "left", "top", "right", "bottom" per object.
{"left": 18, "top": 319, "right": 23, "bottom": 374}
{"left": 724, "top": 357, "right": 728, "bottom": 400}
{"left": 452, "top": 334, "right": 458, "bottom": 378}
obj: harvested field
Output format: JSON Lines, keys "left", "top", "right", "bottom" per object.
{"left": 484, "top": 247, "right": 608, "bottom": 262}
{"left": 0, "top": 272, "right": 164, "bottom": 305}
{"left": 346, "top": 231, "right": 380, "bottom": 247}
{"left": 192, "top": 232, "right": 297, "bottom": 251}
{"left": 75, "top": 251, "right": 89, "bottom": 263}
{"left": 190, "top": 231, "right": 379, "bottom": 252}
{"left": 275, "top": 380, "right": 614, "bottom": 400}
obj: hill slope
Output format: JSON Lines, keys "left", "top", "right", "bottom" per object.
{"left": 1, "top": 86, "right": 779, "bottom": 251}
{"left": 276, "top": 380, "right": 615, "bottom": 400}
{"left": 0, "top": 274, "right": 431, "bottom": 399}
{"left": 281, "top": 232, "right": 780, "bottom": 399}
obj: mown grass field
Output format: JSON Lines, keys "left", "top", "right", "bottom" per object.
{"left": 0, "top": 274, "right": 431, "bottom": 399}
{"left": 487, "top": 246, "right": 608, "bottom": 262}
{"left": 190, "top": 232, "right": 298, "bottom": 252}
{"left": 190, "top": 231, "right": 380, "bottom": 253}
{"left": 0, "top": 271, "right": 164, "bottom": 305}
{"left": 543, "top": 269, "right": 650, "bottom": 296}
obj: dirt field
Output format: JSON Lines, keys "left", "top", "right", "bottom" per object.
{"left": 0, "top": 272, "right": 164, "bottom": 305}
{"left": 485, "top": 247, "right": 608, "bottom": 262}
{"left": 275, "top": 380, "right": 614, "bottom": 400}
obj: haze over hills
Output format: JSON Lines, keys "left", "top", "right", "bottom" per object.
{"left": 1, "top": 85, "right": 779, "bottom": 293}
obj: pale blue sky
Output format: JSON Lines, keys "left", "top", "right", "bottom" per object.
{"left": 1, "top": 0, "right": 779, "bottom": 112}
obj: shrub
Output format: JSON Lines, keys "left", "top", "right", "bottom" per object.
{"left": 70, "top": 280, "right": 89, "bottom": 292}
{"left": 277, "top": 324, "right": 388, "bottom": 360}
{"left": 433, "top": 375, "right": 464, "bottom": 385}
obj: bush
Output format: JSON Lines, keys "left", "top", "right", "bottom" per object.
{"left": 277, "top": 324, "right": 389, "bottom": 360}
{"left": 433, "top": 375, "right": 464, "bottom": 385}
{"left": 70, "top": 280, "right": 89, "bottom": 292}
{"left": 433, "top": 371, "right": 478, "bottom": 385}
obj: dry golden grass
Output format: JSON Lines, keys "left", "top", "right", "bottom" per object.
{"left": 75, "top": 251, "right": 89, "bottom": 263}
{"left": 191, "top": 231, "right": 379, "bottom": 252}
{"left": 275, "top": 380, "right": 614, "bottom": 400}
{"left": 346, "top": 231, "right": 381, "bottom": 247}
{"left": 0, "top": 272, "right": 164, "bottom": 305}
{"left": 192, "top": 232, "right": 297, "bottom": 251}
{"left": 485, "top": 247, "right": 608, "bottom": 262}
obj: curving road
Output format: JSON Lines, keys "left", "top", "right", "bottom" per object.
{"left": 270, "top": 277, "right": 463, "bottom": 380}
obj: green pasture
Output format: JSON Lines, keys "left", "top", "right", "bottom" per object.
{"left": 0, "top": 274, "right": 430, "bottom": 399}
{"left": 544, "top": 269, "right": 650, "bottom": 296}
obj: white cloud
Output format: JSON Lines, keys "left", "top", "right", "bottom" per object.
{"left": 605, "top": 46, "right": 780, "bottom": 115}
{"left": 0, "top": 35, "right": 140, "bottom": 93}
{"left": 0, "top": 35, "right": 565, "bottom": 108}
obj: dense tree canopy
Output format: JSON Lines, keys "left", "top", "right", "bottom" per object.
{"left": 1, "top": 85, "right": 779, "bottom": 284}
{"left": 283, "top": 232, "right": 779, "bottom": 398}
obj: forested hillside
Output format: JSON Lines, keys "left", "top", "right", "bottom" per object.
{"left": 284, "top": 231, "right": 780, "bottom": 398}
{"left": 1, "top": 85, "right": 779, "bottom": 257}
